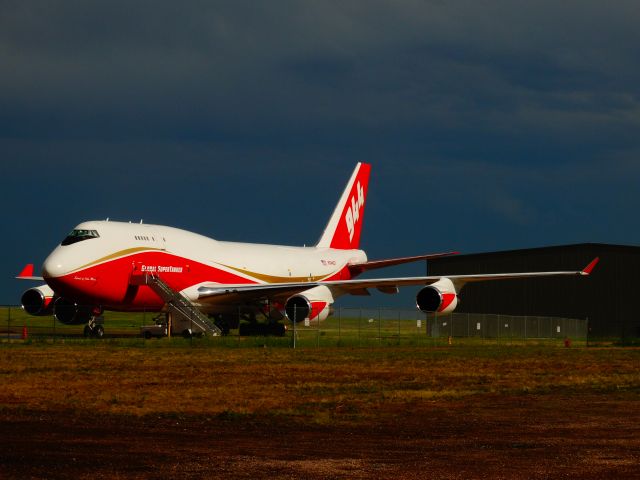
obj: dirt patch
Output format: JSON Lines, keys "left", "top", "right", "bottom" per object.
{"left": 2, "top": 393, "right": 639, "bottom": 479}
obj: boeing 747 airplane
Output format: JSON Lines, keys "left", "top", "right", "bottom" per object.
{"left": 17, "top": 163, "right": 598, "bottom": 337}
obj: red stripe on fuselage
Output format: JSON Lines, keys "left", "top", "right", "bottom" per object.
{"left": 45, "top": 251, "right": 257, "bottom": 310}
{"left": 44, "top": 251, "right": 356, "bottom": 312}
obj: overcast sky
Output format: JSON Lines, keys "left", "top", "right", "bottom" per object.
{"left": 1, "top": 1, "right": 639, "bottom": 304}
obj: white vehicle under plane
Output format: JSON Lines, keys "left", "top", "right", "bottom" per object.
{"left": 17, "top": 163, "right": 599, "bottom": 337}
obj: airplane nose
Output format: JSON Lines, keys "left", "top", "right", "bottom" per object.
{"left": 42, "top": 251, "right": 67, "bottom": 278}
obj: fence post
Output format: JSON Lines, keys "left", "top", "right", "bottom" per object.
{"left": 316, "top": 308, "right": 320, "bottom": 348}
{"left": 7, "top": 306, "right": 11, "bottom": 341}
{"left": 466, "top": 313, "right": 470, "bottom": 338}
{"left": 434, "top": 312, "right": 437, "bottom": 343}
{"left": 236, "top": 306, "right": 240, "bottom": 346}
{"left": 425, "top": 312, "right": 428, "bottom": 339}
{"left": 585, "top": 317, "right": 589, "bottom": 347}
{"left": 293, "top": 305, "right": 297, "bottom": 349}
{"left": 378, "top": 307, "right": 381, "bottom": 345}
{"left": 575, "top": 317, "right": 578, "bottom": 342}
{"left": 424, "top": 312, "right": 427, "bottom": 339}
{"left": 450, "top": 314, "right": 453, "bottom": 339}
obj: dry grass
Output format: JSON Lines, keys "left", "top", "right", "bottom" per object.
{"left": 1, "top": 344, "right": 638, "bottom": 423}
{"left": 2, "top": 343, "right": 640, "bottom": 479}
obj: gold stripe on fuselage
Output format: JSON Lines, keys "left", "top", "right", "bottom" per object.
{"left": 219, "top": 264, "right": 333, "bottom": 284}
{"left": 68, "top": 247, "right": 338, "bottom": 284}
{"left": 73, "top": 247, "right": 163, "bottom": 273}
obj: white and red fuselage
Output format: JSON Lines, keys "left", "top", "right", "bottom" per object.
{"left": 42, "top": 220, "right": 367, "bottom": 315}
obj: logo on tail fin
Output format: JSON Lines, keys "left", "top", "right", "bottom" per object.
{"left": 316, "top": 163, "right": 371, "bottom": 250}
{"left": 345, "top": 181, "right": 365, "bottom": 242}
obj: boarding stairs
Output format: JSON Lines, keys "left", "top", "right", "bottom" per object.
{"left": 140, "top": 273, "right": 221, "bottom": 336}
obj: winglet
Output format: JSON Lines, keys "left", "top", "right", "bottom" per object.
{"left": 18, "top": 264, "right": 34, "bottom": 278}
{"left": 16, "top": 263, "right": 44, "bottom": 280}
{"left": 580, "top": 257, "right": 600, "bottom": 276}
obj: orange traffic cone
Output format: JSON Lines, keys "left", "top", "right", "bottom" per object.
{"left": 21, "top": 325, "right": 28, "bottom": 340}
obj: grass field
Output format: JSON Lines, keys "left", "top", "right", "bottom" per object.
{"left": 0, "top": 305, "right": 589, "bottom": 348}
{"left": 1, "top": 342, "right": 639, "bottom": 478}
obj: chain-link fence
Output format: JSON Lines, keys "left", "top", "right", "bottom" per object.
{"left": 0, "top": 304, "right": 588, "bottom": 346}
{"left": 426, "top": 312, "right": 586, "bottom": 339}
{"left": 290, "top": 308, "right": 587, "bottom": 347}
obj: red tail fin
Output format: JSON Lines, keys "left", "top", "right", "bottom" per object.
{"left": 317, "top": 163, "right": 371, "bottom": 250}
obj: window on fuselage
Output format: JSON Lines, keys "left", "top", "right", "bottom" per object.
{"left": 61, "top": 229, "right": 100, "bottom": 246}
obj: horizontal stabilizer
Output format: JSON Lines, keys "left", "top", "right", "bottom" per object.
{"left": 348, "top": 252, "right": 458, "bottom": 275}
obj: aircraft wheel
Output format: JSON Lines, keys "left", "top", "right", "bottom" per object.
{"left": 182, "top": 329, "right": 192, "bottom": 339}
{"left": 144, "top": 331, "right": 152, "bottom": 339}
{"left": 94, "top": 325, "right": 105, "bottom": 338}
{"left": 83, "top": 325, "right": 93, "bottom": 338}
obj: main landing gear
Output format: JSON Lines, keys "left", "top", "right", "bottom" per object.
{"left": 83, "top": 315, "right": 105, "bottom": 338}
{"left": 211, "top": 309, "right": 286, "bottom": 336}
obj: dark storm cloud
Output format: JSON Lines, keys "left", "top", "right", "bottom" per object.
{"left": 2, "top": 0, "right": 638, "bottom": 143}
{"left": 1, "top": 1, "right": 639, "bottom": 303}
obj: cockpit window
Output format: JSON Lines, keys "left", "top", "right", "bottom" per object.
{"left": 61, "top": 229, "right": 100, "bottom": 246}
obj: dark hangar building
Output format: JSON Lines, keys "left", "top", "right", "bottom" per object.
{"left": 427, "top": 243, "right": 640, "bottom": 338}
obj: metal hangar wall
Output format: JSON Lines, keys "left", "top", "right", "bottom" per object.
{"left": 427, "top": 243, "right": 640, "bottom": 338}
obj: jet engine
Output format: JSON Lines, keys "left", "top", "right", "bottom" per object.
{"left": 285, "top": 285, "right": 334, "bottom": 323}
{"left": 21, "top": 285, "right": 55, "bottom": 316}
{"left": 416, "top": 278, "right": 459, "bottom": 314}
{"left": 53, "top": 297, "right": 95, "bottom": 325}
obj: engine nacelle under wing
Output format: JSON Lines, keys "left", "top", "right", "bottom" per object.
{"left": 21, "top": 284, "right": 55, "bottom": 316}
{"left": 416, "top": 278, "right": 459, "bottom": 314}
{"left": 285, "top": 285, "right": 334, "bottom": 323}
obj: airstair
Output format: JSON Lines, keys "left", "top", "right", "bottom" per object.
{"left": 139, "top": 273, "right": 222, "bottom": 336}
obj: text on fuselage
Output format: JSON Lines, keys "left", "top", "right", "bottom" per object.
{"left": 141, "top": 265, "right": 184, "bottom": 273}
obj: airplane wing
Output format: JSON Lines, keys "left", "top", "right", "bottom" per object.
{"left": 329, "top": 256, "right": 599, "bottom": 292}
{"left": 197, "top": 283, "right": 319, "bottom": 304}
{"left": 197, "top": 257, "right": 599, "bottom": 303}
